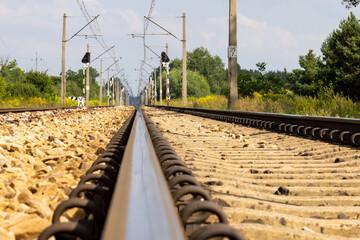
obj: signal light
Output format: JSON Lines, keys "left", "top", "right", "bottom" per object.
{"left": 81, "top": 52, "right": 91, "bottom": 64}
{"left": 161, "top": 52, "right": 170, "bottom": 63}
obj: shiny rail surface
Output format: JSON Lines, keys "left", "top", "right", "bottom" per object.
{"left": 101, "top": 109, "right": 185, "bottom": 240}
{"left": 152, "top": 106, "right": 360, "bottom": 146}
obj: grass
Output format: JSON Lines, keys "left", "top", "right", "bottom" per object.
{"left": 2, "top": 88, "right": 359, "bottom": 118}
{"left": 169, "top": 89, "right": 360, "bottom": 118}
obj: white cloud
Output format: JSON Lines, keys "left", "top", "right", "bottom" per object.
{"left": 202, "top": 32, "right": 216, "bottom": 43}
{"left": 120, "top": 10, "right": 142, "bottom": 32}
{"left": 237, "top": 14, "right": 298, "bottom": 51}
{"left": 83, "top": 0, "right": 100, "bottom": 4}
{"left": 81, "top": 0, "right": 106, "bottom": 14}
{"left": 202, "top": 14, "right": 322, "bottom": 52}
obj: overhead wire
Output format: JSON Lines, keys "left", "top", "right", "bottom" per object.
{"left": 137, "top": 0, "right": 157, "bottom": 95}
{"left": 76, "top": 0, "right": 133, "bottom": 96}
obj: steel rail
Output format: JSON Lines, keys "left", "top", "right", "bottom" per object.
{"left": 0, "top": 106, "right": 116, "bottom": 114}
{"left": 101, "top": 109, "right": 185, "bottom": 240}
{"left": 151, "top": 106, "right": 360, "bottom": 146}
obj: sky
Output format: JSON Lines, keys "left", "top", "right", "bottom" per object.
{"left": 0, "top": 0, "right": 358, "bottom": 96}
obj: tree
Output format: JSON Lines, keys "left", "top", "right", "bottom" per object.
{"left": 9, "top": 82, "right": 41, "bottom": 98}
{"left": 256, "top": 62, "right": 267, "bottom": 73}
{"left": 238, "top": 63, "right": 285, "bottom": 96}
{"left": 0, "top": 60, "right": 41, "bottom": 98}
{"left": 50, "top": 76, "right": 61, "bottom": 85}
{"left": 0, "top": 76, "right": 7, "bottom": 100}
{"left": 187, "top": 71, "right": 211, "bottom": 98}
{"left": 63, "top": 67, "right": 100, "bottom": 98}
{"left": 187, "top": 47, "right": 227, "bottom": 95}
{"left": 238, "top": 70, "right": 256, "bottom": 96}
{"left": 288, "top": 50, "right": 323, "bottom": 96}
{"left": 321, "top": 12, "right": 360, "bottom": 100}
{"left": 169, "top": 58, "right": 182, "bottom": 70}
{"left": 26, "top": 71, "right": 56, "bottom": 96}
{"left": 165, "top": 68, "right": 210, "bottom": 99}
{"left": 0, "top": 60, "right": 26, "bottom": 83}
{"left": 342, "top": 0, "right": 360, "bottom": 8}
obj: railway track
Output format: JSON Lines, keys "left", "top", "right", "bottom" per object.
{"left": 38, "top": 108, "right": 244, "bottom": 240}
{"left": 4, "top": 105, "right": 359, "bottom": 239}
{"left": 144, "top": 106, "right": 360, "bottom": 240}
{"left": 0, "top": 106, "right": 112, "bottom": 114}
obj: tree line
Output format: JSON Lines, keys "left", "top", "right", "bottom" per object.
{"left": 0, "top": 58, "right": 115, "bottom": 102}
{"left": 1, "top": 10, "right": 360, "bottom": 103}
{"left": 164, "top": 12, "right": 360, "bottom": 101}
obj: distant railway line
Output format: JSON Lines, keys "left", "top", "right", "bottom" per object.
{"left": 153, "top": 106, "right": 360, "bottom": 147}
{"left": 0, "top": 106, "right": 113, "bottom": 114}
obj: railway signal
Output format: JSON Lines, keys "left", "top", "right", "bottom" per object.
{"left": 81, "top": 52, "right": 91, "bottom": 63}
{"left": 109, "top": 77, "right": 114, "bottom": 87}
{"left": 161, "top": 48, "right": 171, "bottom": 106}
{"left": 85, "top": 44, "right": 90, "bottom": 107}
{"left": 161, "top": 52, "right": 170, "bottom": 63}
{"left": 81, "top": 50, "right": 91, "bottom": 102}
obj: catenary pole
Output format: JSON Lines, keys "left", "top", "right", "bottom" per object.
{"left": 120, "top": 87, "right": 123, "bottom": 106}
{"left": 182, "top": 12, "right": 187, "bottom": 104}
{"left": 107, "top": 69, "right": 110, "bottom": 106}
{"left": 165, "top": 43, "right": 170, "bottom": 106}
{"left": 112, "top": 75, "right": 115, "bottom": 106}
{"left": 61, "top": 13, "right": 66, "bottom": 106}
{"left": 145, "top": 89, "right": 148, "bottom": 105}
{"left": 116, "top": 79, "right": 120, "bottom": 106}
{"left": 35, "top": 53, "right": 38, "bottom": 72}
{"left": 99, "top": 58, "right": 103, "bottom": 106}
{"left": 153, "top": 70, "right": 157, "bottom": 105}
{"left": 159, "top": 58, "right": 163, "bottom": 105}
{"left": 228, "top": 0, "right": 238, "bottom": 110}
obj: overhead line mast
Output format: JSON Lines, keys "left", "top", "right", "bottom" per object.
{"left": 137, "top": 0, "right": 157, "bottom": 95}
{"left": 76, "top": 0, "right": 133, "bottom": 97}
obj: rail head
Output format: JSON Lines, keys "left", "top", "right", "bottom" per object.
{"left": 101, "top": 109, "right": 185, "bottom": 240}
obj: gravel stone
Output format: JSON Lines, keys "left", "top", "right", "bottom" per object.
{"left": 0, "top": 106, "right": 133, "bottom": 238}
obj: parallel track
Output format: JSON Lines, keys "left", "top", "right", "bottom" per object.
{"left": 0, "top": 106, "right": 113, "bottom": 114}
{"left": 145, "top": 106, "right": 360, "bottom": 240}
{"left": 153, "top": 106, "right": 360, "bottom": 146}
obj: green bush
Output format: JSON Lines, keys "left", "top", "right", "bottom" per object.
{"left": 9, "top": 82, "right": 41, "bottom": 98}
{"left": 44, "top": 92, "right": 58, "bottom": 103}
{"left": 0, "top": 76, "right": 7, "bottom": 100}
{"left": 26, "top": 71, "right": 56, "bottom": 96}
